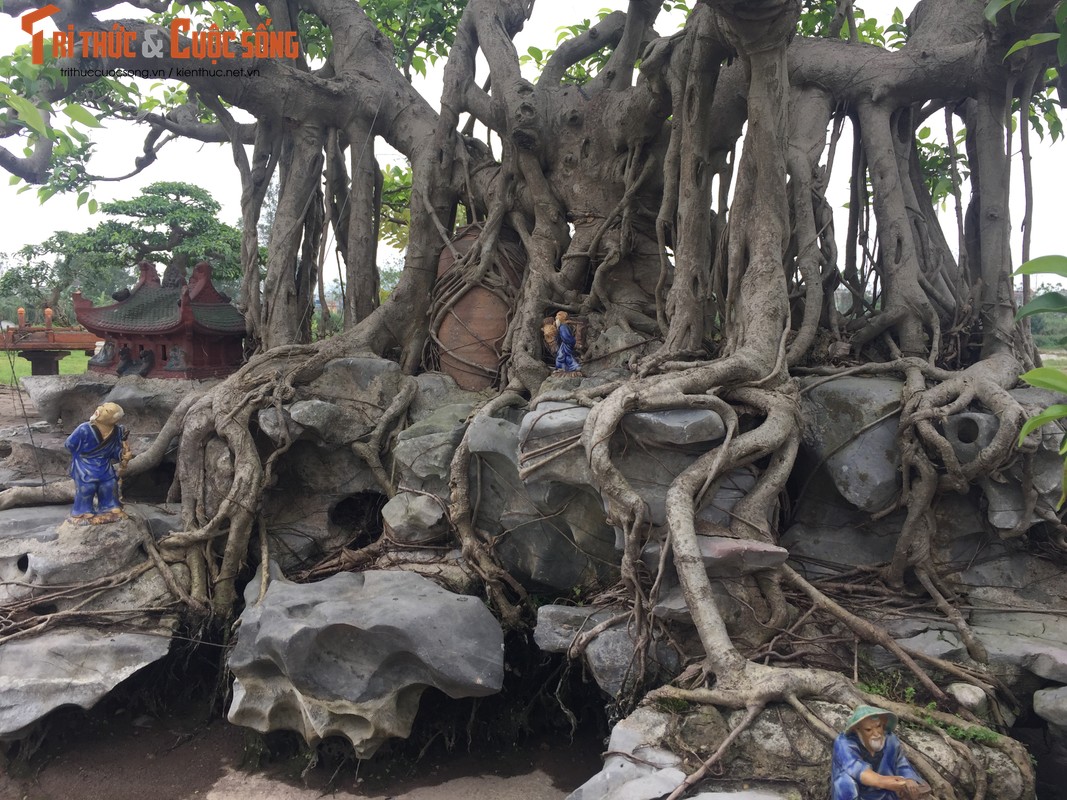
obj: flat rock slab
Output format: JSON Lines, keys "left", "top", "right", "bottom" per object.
{"left": 0, "top": 628, "right": 171, "bottom": 738}
{"left": 228, "top": 568, "right": 503, "bottom": 757}
{"left": 620, "top": 409, "right": 726, "bottom": 447}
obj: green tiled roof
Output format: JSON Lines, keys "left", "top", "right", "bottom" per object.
{"left": 78, "top": 283, "right": 244, "bottom": 335}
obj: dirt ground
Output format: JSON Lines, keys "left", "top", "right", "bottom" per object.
{"left": 0, "top": 702, "right": 603, "bottom": 800}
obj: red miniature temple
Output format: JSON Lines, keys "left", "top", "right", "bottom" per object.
{"left": 73, "top": 261, "right": 245, "bottom": 379}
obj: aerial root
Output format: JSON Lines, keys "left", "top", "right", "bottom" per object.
{"left": 447, "top": 390, "right": 529, "bottom": 628}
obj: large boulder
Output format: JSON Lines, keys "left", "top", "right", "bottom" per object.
{"left": 227, "top": 567, "right": 504, "bottom": 756}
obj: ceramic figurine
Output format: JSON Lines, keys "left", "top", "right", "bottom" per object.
{"left": 830, "top": 705, "right": 930, "bottom": 799}
{"left": 65, "top": 402, "right": 131, "bottom": 525}
{"left": 553, "top": 311, "right": 581, "bottom": 373}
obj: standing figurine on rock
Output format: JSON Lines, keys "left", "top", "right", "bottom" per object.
{"left": 553, "top": 311, "right": 581, "bottom": 374}
{"left": 65, "top": 402, "right": 131, "bottom": 525}
{"left": 831, "top": 705, "right": 929, "bottom": 800}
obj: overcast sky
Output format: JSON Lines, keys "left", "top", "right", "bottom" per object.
{"left": 0, "top": 1, "right": 1064, "bottom": 271}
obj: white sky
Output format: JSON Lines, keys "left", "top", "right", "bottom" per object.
{"left": 0, "top": 1, "right": 1064, "bottom": 270}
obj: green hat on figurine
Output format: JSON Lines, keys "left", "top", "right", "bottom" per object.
{"left": 844, "top": 705, "right": 898, "bottom": 734}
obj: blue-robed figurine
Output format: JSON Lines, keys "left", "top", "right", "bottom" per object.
{"left": 831, "top": 705, "right": 929, "bottom": 800}
{"left": 65, "top": 402, "right": 131, "bottom": 525}
{"left": 554, "top": 311, "right": 581, "bottom": 373}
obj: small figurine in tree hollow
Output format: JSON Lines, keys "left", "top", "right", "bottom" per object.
{"left": 65, "top": 402, "right": 131, "bottom": 525}
{"left": 553, "top": 311, "right": 581, "bottom": 374}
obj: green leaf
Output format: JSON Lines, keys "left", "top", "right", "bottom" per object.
{"left": 892, "top": 7, "right": 904, "bottom": 24}
{"left": 8, "top": 175, "right": 19, "bottom": 186}
{"left": 1058, "top": 33, "right": 1067, "bottom": 66}
{"left": 77, "top": 191, "right": 88, "bottom": 209}
{"left": 528, "top": 46, "right": 543, "bottom": 62}
{"left": 1021, "top": 367, "right": 1067, "bottom": 394}
{"left": 5, "top": 95, "right": 48, "bottom": 136}
{"left": 1005, "top": 32, "right": 1061, "bottom": 59}
{"left": 1018, "top": 404, "right": 1067, "bottom": 442}
{"left": 1015, "top": 255, "right": 1067, "bottom": 279}
{"left": 88, "top": 199, "right": 98, "bottom": 213}
{"left": 985, "top": 0, "right": 1014, "bottom": 22}
{"left": 1016, "top": 291, "right": 1067, "bottom": 321}
{"left": 918, "top": 126, "right": 930, "bottom": 139}
{"left": 62, "top": 103, "right": 102, "bottom": 128}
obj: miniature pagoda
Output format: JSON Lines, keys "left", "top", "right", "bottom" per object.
{"left": 73, "top": 261, "right": 245, "bottom": 379}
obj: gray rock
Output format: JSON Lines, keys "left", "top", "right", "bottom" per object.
{"left": 228, "top": 568, "right": 503, "bottom": 756}
{"left": 0, "top": 628, "right": 172, "bottom": 739}
{"left": 392, "top": 403, "right": 474, "bottom": 496}
{"left": 23, "top": 374, "right": 207, "bottom": 431}
{"left": 947, "top": 682, "right": 989, "bottom": 717}
{"left": 780, "top": 522, "right": 898, "bottom": 578}
{"left": 0, "top": 506, "right": 143, "bottom": 604}
{"left": 941, "top": 411, "right": 999, "bottom": 464}
{"left": 800, "top": 376, "right": 903, "bottom": 512}
{"left": 467, "top": 415, "right": 520, "bottom": 468}
{"left": 976, "top": 628, "right": 1067, "bottom": 683}
{"left": 410, "top": 372, "right": 485, "bottom": 422}
{"left": 382, "top": 492, "right": 449, "bottom": 545}
{"left": 518, "top": 402, "right": 591, "bottom": 486}
{"left": 643, "top": 536, "right": 787, "bottom": 578}
{"left": 867, "top": 628, "right": 967, "bottom": 672}
{"left": 697, "top": 468, "right": 759, "bottom": 527}
{"left": 1035, "top": 687, "right": 1067, "bottom": 729}
{"left": 535, "top": 605, "right": 678, "bottom": 697}
{"left": 256, "top": 406, "right": 302, "bottom": 444}
{"left": 566, "top": 707, "right": 685, "bottom": 800}
{"left": 621, "top": 409, "right": 726, "bottom": 447}
{"left": 306, "top": 356, "right": 403, "bottom": 409}
{"left": 287, "top": 399, "right": 344, "bottom": 441}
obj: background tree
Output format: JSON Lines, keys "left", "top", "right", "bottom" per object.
{"left": 1, "top": 2, "right": 1065, "bottom": 794}
{"left": 0, "top": 181, "right": 244, "bottom": 324}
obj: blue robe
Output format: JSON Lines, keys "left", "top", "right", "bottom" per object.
{"left": 65, "top": 422, "right": 125, "bottom": 516}
{"left": 831, "top": 731, "right": 922, "bottom": 800}
{"left": 555, "top": 322, "right": 580, "bottom": 372}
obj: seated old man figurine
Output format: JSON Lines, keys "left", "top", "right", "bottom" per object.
{"left": 831, "top": 705, "right": 929, "bottom": 800}
{"left": 65, "top": 402, "right": 131, "bottom": 525}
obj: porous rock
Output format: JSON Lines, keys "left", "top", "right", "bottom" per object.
{"left": 227, "top": 567, "right": 503, "bottom": 756}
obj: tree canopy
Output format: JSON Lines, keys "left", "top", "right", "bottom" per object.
{"left": 0, "top": 180, "right": 242, "bottom": 324}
